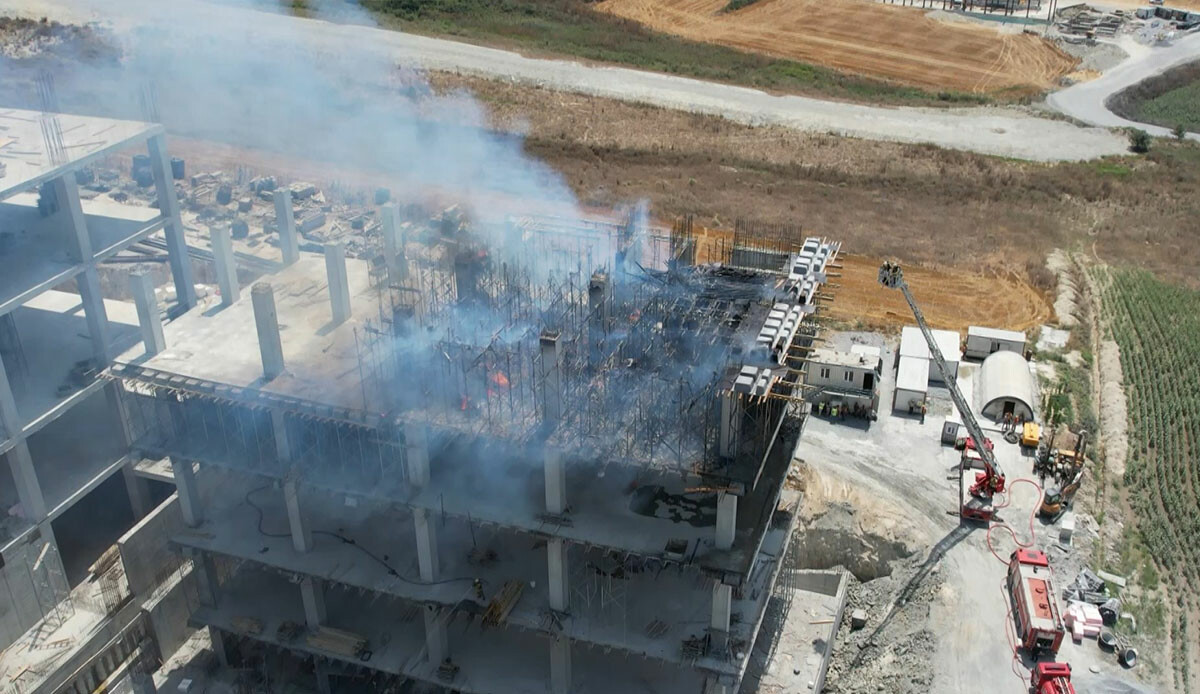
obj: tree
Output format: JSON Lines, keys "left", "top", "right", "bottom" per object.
{"left": 1173, "top": 123, "right": 1188, "bottom": 141}
{"left": 1129, "top": 129, "right": 1152, "bottom": 154}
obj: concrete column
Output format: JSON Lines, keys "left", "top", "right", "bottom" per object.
{"left": 251, "top": 283, "right": 285, "bottom": 380}
{"left": 547, "top": 537, "right": 569, "bottom": 613}
{"left": 129, "top": 672, "right": 157, "bottom": 694}
{"left": 207, "top": 626, "right": 230, "bottom": 667}
{"left": 544, "top": 448, "right": 566, "bottom": 515}
{"left": 272, "top": 409, "right": 292, "bottom": 461}
{"left": 170, "top": 458, "right": 202, "bottom": 527}
{"left": 314, "top": 660, "right": 333, "bottom": 694}
{"left": 404, "top": 423, "right": 429, "bottom": 488}
{"left": 54, "top": 174, "right": 111, "bottom": 362}
{"left": 379, "top": 203, "right": 407, "bottom": 285}
{"left": 711, "top": 582, "right": 732, "bottom": 632}
{"left": 188, "top": 549, "right": 220, "bottom": 608}
{"left": 323, "top": 242, "right": 351, "bottom": 325}
{"left": 211, "top": 224, "right": 240, "bottom": 306}
{"left": 128, "top": 271, "right": 165, "bottom": 357}
{"left": 300, "top": 576, "right": 327, "bottom": 628}
{"left": 149, "top": 135, "right": 196, "bottom": 309}
{"left": 550, "top": 635, "right": 571, "bottom": 694}
{"left": 5, "top": 444, "right": 47, "bottom": 520}
{"left": 122, "top": 461, "right": 150, "bottom": 519}
{"left": 719, "top": 391, "right": 742, "bottom": 459}
{"left": 540, "top": 331, "right": 562, "bottom": 423}
{"left": 413, "top": 507, "right": 439, "bottom": 582}
{"left": 0, "top": 348, "right": 22, "bottom": 432}
{"left": 273, "top": 190, "right": 299, "bottom": 266}
{"left": 423, "top": 604, "right": 448, "bottom": 664}
{"left": 285, "top": 478, "right": 313, "bottom": 553}
{"left": 716, "top": 492, "right": 737, "bottom": 551}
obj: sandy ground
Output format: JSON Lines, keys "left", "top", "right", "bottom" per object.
{"left": 824, "top": 254, "right": 1054, "bottom": 334}
{"left": 594, "top": 0, "right": 1076, "bottom": 93}
{"left": 0, "top": 0, "right": 1127, "bottom": 161}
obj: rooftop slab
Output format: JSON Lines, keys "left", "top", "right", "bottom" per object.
{"left": 112, "top": 255, "right": 376, "bottom": 414}
{"left": 0, "top": 109, "right": 161, "bottom": 200}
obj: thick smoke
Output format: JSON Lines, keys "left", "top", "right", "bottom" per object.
{"left": 1, "top": 0, "right": 584, "bottom": 244}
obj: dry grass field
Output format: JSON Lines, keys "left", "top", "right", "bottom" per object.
{"left": 593, "top": 0, "right": 1075, "bottom": 93}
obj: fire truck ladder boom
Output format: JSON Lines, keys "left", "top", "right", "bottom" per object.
{"left": 878, "top": 262, "right": 1004, "bottom": 482}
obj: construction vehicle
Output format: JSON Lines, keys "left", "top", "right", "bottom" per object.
{"left": 1031, "top": 662, "right": 1076, "bottom": 694}
{"left": 1007, "top": 549, "right": 1066, "bottom": 657}
{"left": 1039, "top": 430, "right": 1087, "bottom": 521}
{"left": 879, "top": 262, "right": 1005, "bottom": 521}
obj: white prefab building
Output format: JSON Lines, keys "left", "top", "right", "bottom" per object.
{"left": 899, "top": 326, "right": 961, "bottom": 384}
{"left": 894, "top": 355, "right": 930, "bottom": 414}
{"left": 965, "top": 326, "right": 1026, "bottom": 360}
{"left": 977, "top": 350, "right": 1036, "bottom": 422}
{"left": 806, "top": 347, "right": 882, "bottom": 414}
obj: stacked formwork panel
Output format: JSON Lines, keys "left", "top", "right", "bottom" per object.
{"left": 108, "top": 215, "right": 840, "bottom": 694}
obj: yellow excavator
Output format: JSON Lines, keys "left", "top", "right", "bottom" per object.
{"left": 1039, "top": 430, "right": 1087, "bottom": 521}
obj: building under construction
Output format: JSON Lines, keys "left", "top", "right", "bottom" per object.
{"left": 98, "top": 187, "right": 841, "bottom": 693}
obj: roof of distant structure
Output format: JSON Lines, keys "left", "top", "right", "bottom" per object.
{"left": 896, "top": 356, "right": 930, "bottom": 393}
{"left": 977, "top": 350, "right": 1034, "bottom": 415}
{"left": 899, "top": 326, "right": 961, "bottom": 362}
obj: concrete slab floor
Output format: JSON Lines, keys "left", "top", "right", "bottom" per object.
{"left": 1, "top": 291, "right": 139, "bottom": 448}
{"left": 0, "top": 109, "right": 160, "bottom": 200}
{"left": 198, "top": 562, "right": 705, "bottom": 694}
{"left": 0, "top": 570, "right": 129, "bottom": 691}
{"left": 179, "top": 467, "right": 783, "bottom": 675}
{"left": 112, "top": 255, "right": 379, "bottom": 413}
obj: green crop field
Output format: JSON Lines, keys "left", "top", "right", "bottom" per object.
{"left": 1131, "top": 78, "right": 1200, "bottom": 134}
{"left": 1099, "top": 268, "right": 1200, "bottom": 691}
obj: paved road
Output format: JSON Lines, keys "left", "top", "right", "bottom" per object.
{"left": 1, "top": 0, "right": 1130, "bottom": 162}
{"left": 1049, "top": 32, "right": 1200, "bottom": 138}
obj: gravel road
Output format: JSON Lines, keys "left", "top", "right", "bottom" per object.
{"left": 1049, "top": 32, "right": 1200, "bottom": 139}
{"left": 0, "top": 0, "right": 1130, "bottom": 162}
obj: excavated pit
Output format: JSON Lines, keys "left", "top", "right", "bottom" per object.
{"left": 792, "top": 504, "right": 913, "bottom": 582}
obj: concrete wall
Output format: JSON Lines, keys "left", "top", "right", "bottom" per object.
{"left": 117, "top": 493, "right": 183, "bottom": 598}
{"left": 142, "top": 565, "right": 197, "bottom": 661}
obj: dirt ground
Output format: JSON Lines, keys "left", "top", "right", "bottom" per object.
{"left": 593, "top": 0, "right": 1076, "bottom": 93}
{"left": 824, "top": 254, "right": 1053, "bottom": 334}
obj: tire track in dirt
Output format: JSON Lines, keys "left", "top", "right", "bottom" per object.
{"left": 595, "top": 0, "right": 1075, "bottom": 93}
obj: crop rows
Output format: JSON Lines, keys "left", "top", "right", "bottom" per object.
{"left": 1099, "top": 268, "right": 1200, "bottom": 690}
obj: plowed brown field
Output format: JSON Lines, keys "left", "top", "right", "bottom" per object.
{"left": 824, "top": 254, "right": 1053, "bottom": 333}
{"left": 594, "top": 0, "right": 1076, "bottom": 93}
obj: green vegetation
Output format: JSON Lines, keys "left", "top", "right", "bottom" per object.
{"left": 723, "top": 0, "right": 764, "bottom": 11}
{"left": 1128, "top": 128, "right": 1152, "bottom": 154}
{"left": 1099, "top": 268, "right": 1200, "bottom": 691}
{"left": 1132, "top": 78, "right": 1200, "bottom": 134}
{"left": 356, "top": 0, "right": 989, "bottom": 106}
{"left": 1092, "top": 162, "right": 1131, "bottom": 177}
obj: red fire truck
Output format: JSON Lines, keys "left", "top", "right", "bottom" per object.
{"left": 1006, "top": 549, "right": 1065, "bottom": 657}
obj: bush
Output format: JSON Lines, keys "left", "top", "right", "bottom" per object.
{"left": 1129, "top": 128, "right": 1152, "bottom": 153}
{"left": 1173, "top": 123, "right": 1188, "bottom": 140}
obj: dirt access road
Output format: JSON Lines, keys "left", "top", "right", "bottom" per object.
{"left": 595, "top": 0, "right": 1074, "bottom": 93}
{"left": 1, "top": 0, "right": 1127, "bottom": 162}
{"left": 1049, "top": 32, "right": 1200, "bottom": 139}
